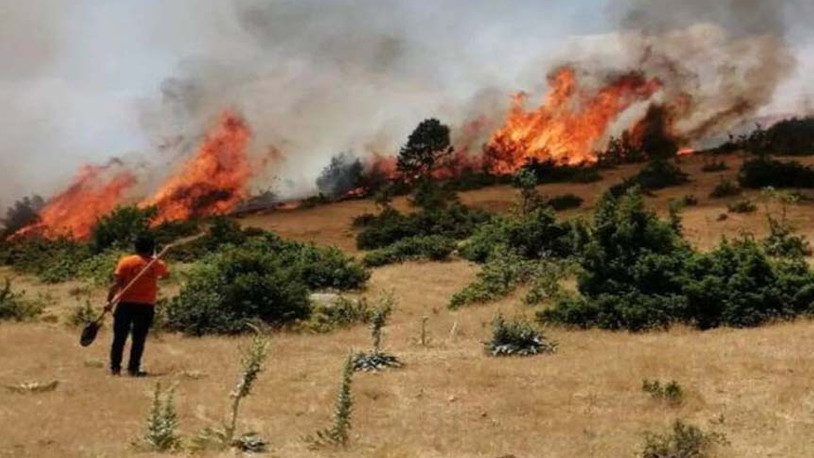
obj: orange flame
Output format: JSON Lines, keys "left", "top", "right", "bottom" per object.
{"left": 143, "top": 111, "right": 252, "bottom": 224}
{"left": 486, "top": 66, "right": 662, "bottom": 174}
{"left": 12, "top": 164, "right": 136, "bottom": 240}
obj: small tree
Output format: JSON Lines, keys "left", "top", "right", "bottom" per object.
{"left": 92, "top": 205, "right": 158, "bottom": 252}
{"left": 512, "top": 168, "right": 542, "bottom": 215}
{"left": 396, "top": 118, "right": 453, "bottom": 180}
{"left": 307, "top": 354, "right": 355, "bottom": 448}
{"left": 1, "top": 195, "right": 44, "bottom": 236}
{"left": 316, "top": 152, "right": 364, "bottom": 199}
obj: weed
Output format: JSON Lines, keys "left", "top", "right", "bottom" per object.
{"left": 67, "top": 300, "right": 97, "bottom": 328}
{"left": 642, "top": 379, "right": 685, "bottom": 406}
{"left": 0, "top": 278, "right": 43, "bottom": 322}
{"left": 138, "top": 383, "right": 181, "bottom": 452}
{"left": 709, "top": 178, "right": 741, "bottom": 198}
{"left": 640, "top": 419, "right": 727, "bottom": 458}
{"left": 727, "top": 200, "right": 757, "bottom": 214}
{"left": 306, "top": 354, "right": 355, "bottom": 448}
{"left": 352, "top": 294, "right": 402, "bottom": 372}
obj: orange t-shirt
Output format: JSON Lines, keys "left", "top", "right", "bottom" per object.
{"left": 114, "top": 255, "right": 169, "bottom": 305}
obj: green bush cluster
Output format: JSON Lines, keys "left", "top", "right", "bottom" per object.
{"left": 363, "top": 235, "right": 456, "bottom": 267}
{"left": 539, "top": 188, "right": 814, "bottom": 331}
{"left": 459, "top": 207, "right": 573, "bottom": 263}
{"left": 0, "top": 237, "right": 92, "bottom": 284}
{"left": 642, "top": 379, "right": 684, "bottom": 406}
{"left": 739, "top": 117, "right": 814, "bottom": 156}
{"left": 450, "top": 248, "right": 536, "bottom": 309}
{"left": 485, "top": 314, "right": 557, "bottom": 357}
{"left": 166, "top": 234, "right": 369, "bottom": 335}
{"left": 521, "top": 158, "right": 602, "bottom": 184}
{"left": 355, "top": 204, "right": 489, "bottom": 250}
{"left": 738, "top": 158, "right": 814, "bottom": 189}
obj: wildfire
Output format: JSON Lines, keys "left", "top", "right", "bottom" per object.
{"left": 12, "top": 163, "right": 136, "bottom": 240}
{"left": 485, "top": 66, "right": 662, "bottom": 174}
{"left": 142, "top": 111, "right": 252, "bottom": 224}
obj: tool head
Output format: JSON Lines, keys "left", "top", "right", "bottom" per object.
{"left": 80, "top": 321, "right": 101, "bottom": 347}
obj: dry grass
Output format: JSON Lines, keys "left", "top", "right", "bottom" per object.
{"left": 2, "top": 154, "right": 814, "bottom": 457}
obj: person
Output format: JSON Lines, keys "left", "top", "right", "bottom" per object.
{"left": 105, "top": 234, "right": 169, "bottom": 376}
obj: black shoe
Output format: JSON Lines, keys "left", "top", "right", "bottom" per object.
{"left": 127, "top": 370, "right": 148, "bottom": 377}
{"left": 110, "top": 368, "right": 121, "bottom": 376}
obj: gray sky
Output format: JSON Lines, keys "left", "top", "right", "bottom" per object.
{"left": 1, "top": 0, "right": 812, "bottom": 208}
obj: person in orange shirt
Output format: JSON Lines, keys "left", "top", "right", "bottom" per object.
{"left": 105, "top": 235, "right": 169, "bottom": 377}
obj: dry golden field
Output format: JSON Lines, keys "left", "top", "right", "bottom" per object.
{"left": 2, "top": 153, "right": 814, "bottom": 457}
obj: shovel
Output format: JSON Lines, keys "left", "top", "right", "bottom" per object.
{"left": 79, "top": 233, "right": 203, "bottom": 347}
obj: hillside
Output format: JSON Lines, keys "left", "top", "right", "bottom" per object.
{"left": 2, "top": 153, "right": 814, "bottom": 457}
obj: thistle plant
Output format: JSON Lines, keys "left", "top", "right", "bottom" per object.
{"left": 195, "top": 332, "right": 269, "bottom": 452}
{"left": 352, "top": 293, "right": 402, "bottom": 372}
{"left": 486, "top": 314, "right": 557, "bottom": 357}
{"left": 307, "top": 354, "right": 354, "bottom": 448}
{"left": 140, "top": 383, "right": 180, "bottom": 452}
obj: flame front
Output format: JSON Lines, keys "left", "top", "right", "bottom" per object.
{"left": 13, "top": 164, "right": 136, "bottom": 240}
{"left": 143, "top": 111, "right": 252, "bottom": 223}
{"left": 486, "top": 66, "right": 662, "bottom": 174}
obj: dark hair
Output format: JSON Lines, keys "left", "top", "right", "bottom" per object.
{"left": 134, "top": 234, "right": 155, "bottom": 256}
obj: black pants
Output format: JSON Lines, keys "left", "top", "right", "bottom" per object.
{"left": 110, "top": 303, "right": 155, "bottom": 373}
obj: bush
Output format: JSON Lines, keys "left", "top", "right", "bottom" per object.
{"left": 709, "top": 178, "right": 741, "bottom": 198}
{"left": 2, "top": 237, "right": 92, "bottom": 283}
{"left": 546, "top": 194, "right": 584, "bottom": 211}
{"left": 459, "top": 207, "right": 572, "bottom": 263}
{"left": 363, "top": 235, "right": 455, "bottom": 267}
{"left": 701, "top": 160, "right": 728, "bottom": 172}
{"left": 742, "top": 117, "right": 814, "bottom": 156}
{"left": 355, "top": 203, "right": 489, "bottom": 250}
{"left": 678, "top": 195, "right": 699, "bottom": 207}
{"left": 640, "top": 420, "right": 727, "bottom": 458}
{"left": 166, "top": 235, "right": 368, "bottom": 335}
{"left": 450, "top": 248, "right": 535, "bottom": 309}
{"left": 486, "top": 314, "right": 557, "bottom": 357}
{"left": 0, "top": 278, "right": 43, "bottom": 322}
{"left": 763, "top": 216, "right": 812, "bottom": 259}
{"left": 634, "top": 158, "right": 689, "bottom": 190}
{"left": 727, "top": 200, "right": 756, "bottom": 214}
{"left": 522, "top": 158, "right": 602, "bottom": 184}
{"left": 738, "top": 158, "right": 814, "bottom": 189}
{"left": 301, "top": 296, "right": 375, "bottom": 334}
{"left": 77, "top": 250, "right": 124, "bottom": 286}
{"left": 67, "top": 300, "right": 96, "bottom": 327}
{"left": 92, "top": 205, "right": 157, "bottom": 253}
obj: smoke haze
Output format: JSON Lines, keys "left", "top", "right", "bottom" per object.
{"left": 1, "top": 0, "right": 813, "bottom": 209}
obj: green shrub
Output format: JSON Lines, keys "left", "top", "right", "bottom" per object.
{"left": 727, "top": 200, "right": 756, "bottom": 214}
{"left": 522, "top": 158, "right": 602, "bottom": 184}
{"left": 763, "top": 216, "right": 812, "bottom": 259}
{"left": 738, "top": 157, "right": 814, "bottom": 189}
{"left": 486, "top": 314, "right": 557, "bottom": 357}
{"left": 167, "top": 235, "right": 368, "bottom": 335}
{"left": 459, "top": 207, "right": 572, "bottom": 263}
{"left": 0, "top": 278, "right": 43, "bottom": 322}
{"left": 356, "top": 203, "right": 489, "bottom": 250}
{"left": 2, "top": 237, "right": 92, "bottom": 283}
{"left": 709, "top": 178, "right": 741, "bottom": 198}
{"left": 701, "top": 160, "right": 728, "bottom": 172}
{"left": 362, "top": 235, "right": 455, "bottom": 267}
{"left": 640, "top": 419, "right": 727, "bottom": 458}
{"left": 546, "top": 194, "right": 584, "bottom": 211}
{"left": 92, "top": 205, "right": 157, "bottom": 253}
{"left": 684, "top": 236, "right": 810, "bottom": 329}
{"left": 302, "top": 296, "right": 375, "bottom": 334}
{"left": 742, "top": 117, "right": 814, "bottom": 156}
{"left": 76, "top": 250, "right": 124, "bottom": 286}
{"left": 450, "top": 248, "right": 536, "bottom": 309}
{"left": 642, "top": 379, "right": 684, "bottom": 406}
{"left": 634, "top": 158, "right": 689, "bottom": 190}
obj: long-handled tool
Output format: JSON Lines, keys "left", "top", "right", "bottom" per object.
{"left": 79, "top": 233, "right": 203, "bottom": 347}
